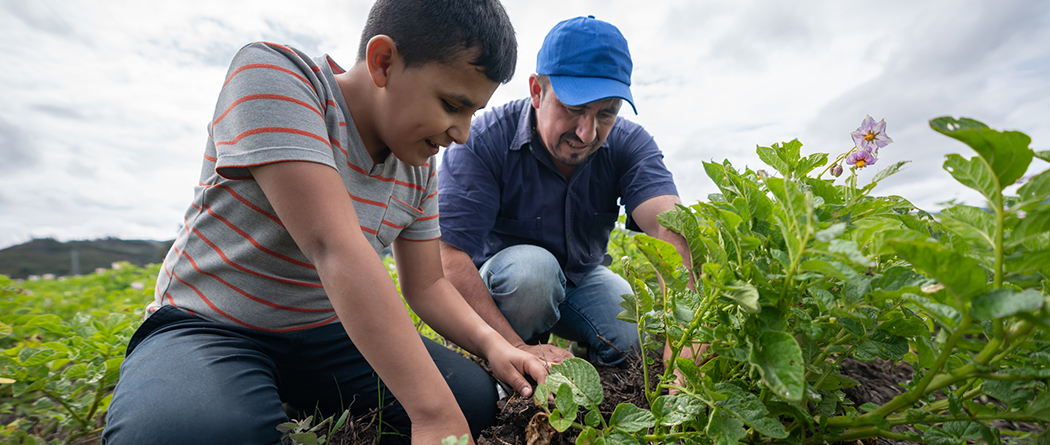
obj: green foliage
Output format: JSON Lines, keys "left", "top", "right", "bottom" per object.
{"left": 0, "top": 258, "right": 434, "bottom": 444}
{"left": 542, "top": 117, "right": 1050, "bottom": 444}
{"left": 1, "top": 263, "right": 155, "bottom": 443}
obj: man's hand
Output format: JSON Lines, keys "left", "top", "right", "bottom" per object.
{"left": 486, "top": 343, "right": 550, "bottom": 397}
{"left": 518, "top": 343, "right": 574, "bottom": 366}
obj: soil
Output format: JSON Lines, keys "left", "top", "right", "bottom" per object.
{"left": 327, "top": 356, "right": 1045, "bottom": 445}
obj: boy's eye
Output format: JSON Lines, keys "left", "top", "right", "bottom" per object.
{"left": 442, "top": 100, "right": 459, "bottom": 113}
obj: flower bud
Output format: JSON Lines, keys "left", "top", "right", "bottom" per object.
{"left": 830, "top": 163, "right": 844, "bottom": 177}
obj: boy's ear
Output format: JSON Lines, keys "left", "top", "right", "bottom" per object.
{"left": 365, "top": 35, "right": 398, "bottom": 88}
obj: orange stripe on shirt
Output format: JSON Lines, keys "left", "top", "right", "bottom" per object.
{"left": 210, "top": 184, "right": 285, "bottom": 228}
{"left": 417, "top": 213, "right": 439, "bottom": 222}
{"left": 185, "top": 219, "right": 323, "bottom": 288}
{"left": 182, "top": 248, "right": 330, "bottom": 313}
{"left": 360, "top": 225, "right": 378, "bottom": 235}
{"left": 200, "top": 204, "right": 315, "bottom": 269}
{"left": 345, "top": 162, "right": 428, "bottom": 193}
{"left": 213, "top": 94, "right": 323, "bottom": 127}
{"left": 215, "top": 127, "right": 331, "bottom": 148}
{"left": 349, "top": 192, "right": 387, "bottom": 208}
{"left": 222, "top": 63, "right": 316, "bottom": 94}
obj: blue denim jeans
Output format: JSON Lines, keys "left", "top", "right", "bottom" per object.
{"left": 478, "top": 244, "right": 639, "bottom": 367}
{"left": 101, "top": 306, "right": 496, "bottom": 445}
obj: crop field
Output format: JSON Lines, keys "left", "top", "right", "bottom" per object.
{"left": 3, "top": 117, "right": 1050, "bottom": 444}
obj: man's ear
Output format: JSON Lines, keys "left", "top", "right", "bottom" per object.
{"left": 366, "top": 35, "right": 398, "bottom": 88}
{"left": 528, "top": 74, "right": 542, "bottom": 109}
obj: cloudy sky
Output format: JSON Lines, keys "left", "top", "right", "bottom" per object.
{"left": 1, "top": 0, "right": 1048, "bottom": 249}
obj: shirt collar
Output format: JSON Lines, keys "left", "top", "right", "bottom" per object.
{"left": 509, "top": 99, "right": 534, "bottom": 152}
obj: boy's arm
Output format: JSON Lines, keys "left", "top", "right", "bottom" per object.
{"left": 249, "top": 161, "right": 471, "bottom": 443}
{"left": 401, "top": 239, "right": 550, "bottom": 391}
{"left": 439, "top": 241, "right": 575, "bottom": 364}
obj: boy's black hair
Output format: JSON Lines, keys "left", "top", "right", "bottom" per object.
{"left": 357, "top": 0, "right": 517, "bottom": 84}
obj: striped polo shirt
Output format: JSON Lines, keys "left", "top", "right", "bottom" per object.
{"left": 148, "top": 42, "right": 440, "bottom": 332}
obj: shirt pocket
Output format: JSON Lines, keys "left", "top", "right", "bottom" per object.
{"left": 492, "top": 216, "right": 544, "bottom": 241}
{"left": 376, "top": 196, "right": 424, "bottom": 247}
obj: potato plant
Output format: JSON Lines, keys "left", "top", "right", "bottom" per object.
{"left": 536, "top": 117, "right": 1050, "bottom": 444}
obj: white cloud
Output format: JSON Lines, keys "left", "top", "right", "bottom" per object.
{"left": 0, "top": 0, "right": 1047, "bottom": 248}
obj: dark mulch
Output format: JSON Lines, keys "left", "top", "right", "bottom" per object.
{"left": 326, "top": 355, "right": 1044, "bottom": 444}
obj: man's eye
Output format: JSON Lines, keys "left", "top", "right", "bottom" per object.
{"left": 442, "top": 100, "right": 459, "bottom": 113}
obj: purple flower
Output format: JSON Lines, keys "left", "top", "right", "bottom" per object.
{"left": 850, "top": 115, "right": 893, "bottom": 153}
{"left": 830, "top": 162, "right": 844, "bottom": 177}
{"left": 846, "top": 149, "right": 877, "bottom": 169}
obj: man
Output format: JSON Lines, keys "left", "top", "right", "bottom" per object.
{"left": 438, "top": 16, "right": 690, "bottom": 368}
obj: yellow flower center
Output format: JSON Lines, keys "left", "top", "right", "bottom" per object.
{"left": 855, "top": 160, "right": 867, "bottom": 168}
{"left": 864, "top": 131, "right": 876, "bottom": 141}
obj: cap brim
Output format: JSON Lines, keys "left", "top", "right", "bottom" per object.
{"left": 548, "top": 75, "right": 637, "bottom": 115}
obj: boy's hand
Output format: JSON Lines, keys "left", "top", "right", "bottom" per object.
{"left": 412, "top": 415, "right": 474, "bottom": 445}
{"left": 518, "top": 343, "right": 573, "bottom": 365}
{"left": 487, "top": 344, "right": 549, "bottom": 397}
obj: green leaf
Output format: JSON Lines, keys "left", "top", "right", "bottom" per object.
{"left": 605, "top": 431, "right": 644, "bottom": 445}
{"left": 1018, "top": 169, "right": 1050, "bottom": 205}
{"left": 0, "top": 321, "right": 11, "bottom": 338}
{"left": 943, "top": 153, "right": 999, "bottom": 203}
{"left": 1029, "top": 391, "right": 1050, "bottom": 423}
{"left": 890, "top": 240, "right": 987, "bottom": 303}
{"left": 652, "top": 393, "right": 703, "bottom": 426}
{"left": 985, "top": 380, "right": 1036, "bottom": 411}
{"left": 748, "top": 331, "right": 805, "bottom": 401}
{"left": 757, "top": 144, "right": 791, "bottom": 177}
{"left": 551, "top": 383, "right": 578, "bottom": 432}
{"left": 828, "top": 239, "right": 875, "bottom": 267}
{"left": 288, "top": 433, "right": 318, "bottom": 445}
{"left": 870, "top": 329, "right": 908, "bottom": 360}
{"left": 1010, "top": 207, "right": 1050, "bottom": 248}
{"left": 853, "top": 340, "right": 879, "bottom": 361}
{"left": 707, "top": 408, "right": 747, "bottom": 445}
{"left": 609, "top": 403, "right": 656, "bottom": 433}
{"left": 441, "top": 435, "right": 469, "bottom": 445}
{"left": 585, "top": 410, "right": 602, "bottom": 428}
{"left": 658, "top": 205, "right": 708, "bottom": 268}
{"left": 815, "top": 223, "right": 846, "bottom": 242}
{"left": 923, "top": 420, "right": 984, "bottom": 445}
{"left": 1036, "top": 150, "right": 1050, "bottom": 163}
{"left": 971, "top": 289, "right": 1043, "bottom": 320}
{"left": 723, "top": 281, "right": 760, "bottom": 313}
{"left": 714, "top": 383, "right": 789, "bottom": 438}
{"left": 548, "top": 357, "right": 604, "bottom": 407}
{"left": 798, "top": 259, "right": 864, "bottom": 288}
{"left": 576, "top": 427, "right": 601, "bottom": 445}
{"left": 931, "top": 116, "right": 1033, "bottom": 195}
{"left": 939, "top": 205, "right": 996, "bottom": 249}
{"left": 867, "top": 160, "right": 911, "bottom": 188}
{"left": 27, "top": 314, "right": 75, "bottom": 337}
{"left": 1007, "top": 249, "right": 1050, "bottom": 274}
{"left": 674, "top": 356, "right": 703, "bottom": 387}
{"left": 635, "top": 234, "right": 686, "bottom": 291}
{"left": 795, "top": 152, "right": 829, "bottom": 177}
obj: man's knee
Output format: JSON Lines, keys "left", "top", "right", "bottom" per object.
{"left": 481, "top": 245, "right": 566, "bottom": 337}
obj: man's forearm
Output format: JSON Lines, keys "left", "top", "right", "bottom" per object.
{"left": 439, "top": 241, "right": 528, "bottom": 347}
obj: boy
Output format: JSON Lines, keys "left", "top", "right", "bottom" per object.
{"left": 101, "top": 1, "right": 546, "bottom": 444}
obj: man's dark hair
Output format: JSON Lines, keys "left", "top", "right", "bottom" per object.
{"left": 356, "top": 0, "right": 517, "bottom": 84}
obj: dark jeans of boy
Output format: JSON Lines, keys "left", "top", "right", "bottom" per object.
{"left": 101, "top": 305, "right": 497, "bottom": 445}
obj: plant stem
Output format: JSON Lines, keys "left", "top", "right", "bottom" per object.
{"left": 42, "top": 390, "right": 89, "bottom": 429}
{"left": 835, "top": 314, "right": 973, "bottom": 426}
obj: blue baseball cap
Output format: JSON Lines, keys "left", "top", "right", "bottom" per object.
{"left": 536, "top": 16, "right": 637, "bottom": 114}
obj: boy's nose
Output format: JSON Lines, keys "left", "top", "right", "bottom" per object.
{"left": 448, "top": 118, "right": 470, "bottom": 145}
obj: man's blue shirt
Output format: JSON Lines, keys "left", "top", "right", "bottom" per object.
{"left": 438, "top": 98, "right": 677, "bottom": 286}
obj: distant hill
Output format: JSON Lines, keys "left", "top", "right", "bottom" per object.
{"left": 0, "top": 238, "right": 174, "bottom": 279}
